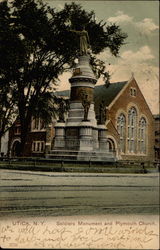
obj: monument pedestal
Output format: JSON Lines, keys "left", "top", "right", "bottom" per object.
{"left": 45, "top": 124, "right": 52, "bottom": 154}
{"left": 98, "top": 124, "right": 109, "bottom": 151}
{"left": 54, "top": 122, "right": 65, "bottom": 149}
{"left": 79, "top": 121, "right": 93, "bottom": 151}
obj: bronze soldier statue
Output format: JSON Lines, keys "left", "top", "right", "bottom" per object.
{"left": 81, "top": 94, "right": 91, "bottom": 121}
{"left": 58, "top": 100, "right": 65, "bottom": 122}
{"left": 70, "top": 26, "right": 90, "bottom": 55}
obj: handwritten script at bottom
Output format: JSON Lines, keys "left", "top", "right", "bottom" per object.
{"left": 0, "top": 215, "right": 159, "bottom": 249}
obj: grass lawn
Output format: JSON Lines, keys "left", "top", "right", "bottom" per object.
{"left": 0, "top": 158, "right": 157, "bottom": 173}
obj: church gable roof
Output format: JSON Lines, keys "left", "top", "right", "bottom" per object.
{"left": 94, "top": 81, "right": 127, "bottom": 105}
{"left": 94, "top": 81, "right": 127, "bottom": 113}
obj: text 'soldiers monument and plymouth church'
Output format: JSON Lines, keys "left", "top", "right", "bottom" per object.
{"left": 49, "top": 27, "right": 115, "bottom": 161}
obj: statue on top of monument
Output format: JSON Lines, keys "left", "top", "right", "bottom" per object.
{"left": 70, "top": 26, "right": 90, "bottom": 55}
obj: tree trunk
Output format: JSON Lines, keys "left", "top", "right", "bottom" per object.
{"left": 18, "top": 88, "right": 38, "bottom": 156}
{"left": 20, "top": 128, "right": 28, "bottom": 156}
{"left": 19, "top": 116, "right": 31, "bottom": 156}
{"left": 18, "top": 104, "right": 32, "bottom": 156}
{"left": 0, "top": 127, "right": 5, "bottom": 156}
{"left": 0, "top": 136, "right": 1, "bottom": 155}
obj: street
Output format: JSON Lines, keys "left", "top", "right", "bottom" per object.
{"left": 0, "top": 169, "right": 159, "bottom": 217}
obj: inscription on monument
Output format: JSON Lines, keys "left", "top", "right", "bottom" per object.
{"left": 70, "top": 87, "right": 93, "bottom": 102}
{"left": 66, "top": 128, "right": 79, "bottom": 137}
{"left": 73, "top": 68, "right": 81, "bottom": 76}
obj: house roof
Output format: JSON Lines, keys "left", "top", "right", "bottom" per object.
{"left": 55, "top": 81, "right": 128, "bottom": 113}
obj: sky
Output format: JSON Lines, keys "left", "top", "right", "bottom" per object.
{"left": 44, "top": 0, "right": 159, "bottom": 115}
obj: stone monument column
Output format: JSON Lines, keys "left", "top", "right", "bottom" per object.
{"left": 68, "top": 55, "right": 97, "bottom": 123}
{"left": 65, "top": 54, "right": 98, "bottom": 151}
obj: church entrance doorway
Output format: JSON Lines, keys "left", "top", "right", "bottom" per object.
{"left": 11, "top": 140, "right": 21, "bottom": 157}
{"left": 107, "top": 138, "right": 116, "bottom": 155}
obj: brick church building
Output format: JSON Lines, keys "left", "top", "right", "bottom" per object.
{"left": 8, "top": 76, "right": 155, "bottom": 163}
{"left": 95, "top": 76, "right": 155, "bottom": 162}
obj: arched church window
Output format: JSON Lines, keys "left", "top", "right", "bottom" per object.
{"left": 138, "top": 117, "right": 147, "bottom": 154}
{"left": 31, "top": 117, "right": 46, "bottom": 131}
{"left": 117, "top": 113, "right": 126, "bottom": 153}
{"left": 127, "top": 107, "right": 137, "bottom": 153}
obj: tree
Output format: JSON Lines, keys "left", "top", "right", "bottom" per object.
{"left": 0, "top": 81, "right": 17, "bottom": 138}
{"left": 0, "top": 0, "right": 18, "bottom": 152}
{"left": 32, "top": 92, "right": 69, "bottom": 124}
{"left": 0, "top": 85, "right": 17, "bottom": 153}
{"left": 0, "top": 0, "right": 127, "bottom": 155}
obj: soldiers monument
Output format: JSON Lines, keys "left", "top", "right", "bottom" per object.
{"left": 50, "top": 27, "right": 115, "bottom": 161}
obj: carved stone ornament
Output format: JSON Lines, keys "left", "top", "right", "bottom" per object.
{"left": 69, "top": 77, "right": 97, "bottom": 84}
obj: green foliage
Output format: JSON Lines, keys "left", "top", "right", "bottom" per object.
{"left": 32, "top": 92, "right": 69, "bottom": 125}
{"left": 0, "top": 0, "right": 127, "bottom": 154}
{"left": 90, "top": 55, "right": 110, "bottom": 86}
{"left": 0, "top": 1, "right": 18, "bottom": 138}
{"left": 0, "top": 89, "right": 17, "bottom": 138}
{"left": 53, "top": 2, "right": 127, "bottom": 57}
